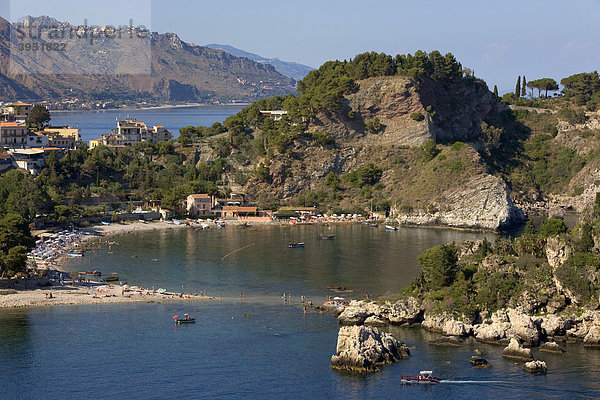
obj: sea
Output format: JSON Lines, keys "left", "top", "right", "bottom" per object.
{"left": 1, "top": 108, "right": 599, "bottom": 399}
{"left": 50, "top": 105, "right": 245, "bottom": 144}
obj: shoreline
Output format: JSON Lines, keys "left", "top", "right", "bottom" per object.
{"left": 49, "top": 103, "right": 249, "bottom": 114}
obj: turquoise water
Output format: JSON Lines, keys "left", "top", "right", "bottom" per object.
{"left": 2, "top": 225, "right": 599, "bottom": 399}
{"left": 50, "top": 105, "right": 244, "bottom": 143}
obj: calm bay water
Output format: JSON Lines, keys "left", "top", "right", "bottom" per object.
{"left": 2, "top": 224, "right": 599, "bottom": 399}
{"left": 50, "top": 105, "right": 244, "bottom": 143}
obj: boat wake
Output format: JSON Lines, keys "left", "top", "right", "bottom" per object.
{"left": 440, "top": 380, "right": 504, "bottom": 384}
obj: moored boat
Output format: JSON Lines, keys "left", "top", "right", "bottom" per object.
{"left": 67, "top": 252, "right": 83, "bottom": 257}
{"left": 288, "top": 242, "right": 305, "bottom": 248}
{"left": 175, "top": 314, "right": 196, "bottom": 324}
{"left": 103, "top": 273, "right": 119, "bottom": 282}
{"left": 317, "top": 234, "right": 335, "bottom": 240}
{"left": 385, "top": 225, "right": 399, "bottom": 231}
{"left": 80, "top": 269, "right": 101, "bottom": 276}
{"left": 401, "top": 370, "right": 440, "bottom": 384}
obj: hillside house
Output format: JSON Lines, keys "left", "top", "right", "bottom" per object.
{"left": 0, "top": 122, "right": 30, "bottom": 147}
{"left": 260, "top": 110, "right": 288, "bottom": 121}
{"left": 186, "top": 194, "right": 213, "bottom": 216}
{"left": 89, "top": 119, "right": 172, "bottom": 148}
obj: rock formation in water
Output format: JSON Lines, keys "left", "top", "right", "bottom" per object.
{"left": 330, "top": 325, "right": 410, "bottom": 372}
{"left": 539, "top": 341, "right": 565, "bottom": 354}
{"left": 502, "top": 338, "right": 534, "bottom": 361}
{"left": 523, "top": 360, "right": 547, "bottom": 374}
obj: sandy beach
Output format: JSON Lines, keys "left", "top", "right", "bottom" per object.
{"left": 0, "top": 281, "right": 216, "bottom": 308}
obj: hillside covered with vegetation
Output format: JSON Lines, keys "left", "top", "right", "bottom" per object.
{"left": 2, "top": 50, "right": 600, "bottom": 277}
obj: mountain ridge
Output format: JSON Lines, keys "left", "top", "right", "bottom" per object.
{"left": 0, "top": 16, "right": 297, "bottom": 104}
{"left": 205, "top": 43, "right": 313, "bottom": 81}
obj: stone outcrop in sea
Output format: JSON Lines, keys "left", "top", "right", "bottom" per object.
{"left": 502, "top": 338, "right": 534, "bottom": 361}
{"left": 333, "top": 297, "right": 600, "bottom": 351}
{"left": 523, "top": 360, "right": 547, "bottom": 374}
{"left": 330, "top": 325, "right": 410, "bottom": 372}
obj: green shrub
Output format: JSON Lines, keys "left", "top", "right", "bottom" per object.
{"left": 365, "top": 117, "right": 381, "bottom": 133}
{"left": 414, "top": 244, "right": 458, "bottom": 292}
{"left": 558, "top": 108, "right": 586, "bottom": 125}
{"left": 451, "top": 141, "right": 465, "bottom": 151}
{"left": 410, "top": 112, "right": 425, "bottom": 121}
{"left": 555, "top": 252, "right": 600, "bottom": 304}
{"left": 539, "top": 218, "right": 568, "bottom": 238}
{"left": 421, "top": 139, "right": 439, "bottom": 162}
{"left": 310, "top": 131, "right": 335, "bottom": 146}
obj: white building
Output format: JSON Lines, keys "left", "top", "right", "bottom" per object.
{"left": 260, "top": 110, "right": 288, "bottom": 121}
{"left": 26, "top": 133, "right": 50, "bottom": 148}
{"left": 89, "top": 119, "right": 172, "bottom": 148}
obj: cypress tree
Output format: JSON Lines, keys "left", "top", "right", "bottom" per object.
{"left": 493, "top": 85, "right": 499, "bottom": 98}
{"left": 521, "top": 76, "right": 527, "bottom": 97}
{"left": 515, "top": 76, "right": 521, "bottom": 96}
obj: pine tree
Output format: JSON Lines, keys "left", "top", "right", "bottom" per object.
{"left": 521, "top": 76, "right": 527, "bottom": 97}
{"left": 493, "top": 85, "right": 499, "bottom": 98}
{"left": 515, "top": 76, "right": 521, "bottom": 97}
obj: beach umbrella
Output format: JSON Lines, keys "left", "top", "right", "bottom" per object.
{"left": 172, "top": 315, "right": 179, "bottom": 319}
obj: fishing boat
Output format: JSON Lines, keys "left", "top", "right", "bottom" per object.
{"left": 401, "top": 371, "right": 440, "bottom": 384}
{"left": 80, "top": 269, "right": 101, "bottom": 276}
{"left": 288, "top": 242, "right": 305, "bottom": 248}
{"left": 317, "top": 234, "right": 335, "bottom": 240}
{"left": 103, "top": 273, "right": 119, "bottom": 282}
{"left": 175, "top": 314, "right": 196, "bottom": 324}
{"left": 385, "top": 225, "right": 399, "bottom": 231}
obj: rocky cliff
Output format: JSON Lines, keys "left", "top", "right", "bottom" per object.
{"left": 392, "top": 174, "right": 525, "bottom": 231}
{"left": 236, "top": 75, "right": 523, "bottom": 231}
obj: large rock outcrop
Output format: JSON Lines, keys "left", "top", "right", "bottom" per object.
{"left": 330, "top": 325, "right": 410, "bottom": 372}
{"left": 421, "top": 313, "right": 472, "bottom": 336}
{"left": 337, "top": 298, "right": 422, "bottom": 326}
{"left": 502, "top": 338, "right": 534, "bottom": 361}
{"left": 393, "top": 174, "right": 525, "bottom": 231}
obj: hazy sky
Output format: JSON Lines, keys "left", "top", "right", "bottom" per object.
{"left": 2, "top": 0, "right": 599, "bottom": 93}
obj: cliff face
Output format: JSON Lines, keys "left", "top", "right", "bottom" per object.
{"left": 392, "top": 174, "right": 525, "bottom": 231}
{"left": 307, "top": 75, "right": 499, "bottom": 146}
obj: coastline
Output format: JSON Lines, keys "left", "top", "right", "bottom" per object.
{"left": 0, "top": 282, "right": 214, "bottom": 309}
{"left": 49, "top": 102, "right": 249, "bottom": 114}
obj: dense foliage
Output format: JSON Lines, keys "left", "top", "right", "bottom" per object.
{"left": 407, "top": 218, "right": 600, "bottom": 317}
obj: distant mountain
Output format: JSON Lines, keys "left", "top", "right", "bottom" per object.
{"left": 205, "top": 43, "right": 313, "bottom": 81}
{"left": 0, "top": 16, "right": 297, "bottom": 103}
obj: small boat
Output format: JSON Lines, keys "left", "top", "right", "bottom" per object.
{"left": 103, "top": 273, "right": 119, "bottom": 282}
{"left": 288, "top": 242, "right": 305, "bottom": 248}
{"left": 364, "top": 222, "right": 378, "bottom": 227}
{"left": 401, "top": 371, "right": 440, "bottom": 384}
{"left": 101, "top": 221, "right": 111, "bottom": 225}
{"left": 67, "top": 252, "right": 83, "bottom": 257}
{"left": 385, "top": 225, "right": 399, "bottom": 231}
{"left": 80, "top": 270, "right": 101, "bottom": 276}
{"left": 176, "top": 314, "right": 196, "bottom": 324}
{"left": 317, "top": 234, "right": 335, "bottom": 240}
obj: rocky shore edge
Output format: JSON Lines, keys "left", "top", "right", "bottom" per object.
{"left": 329, "top": 297, "right": 600, "bottom": 348}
